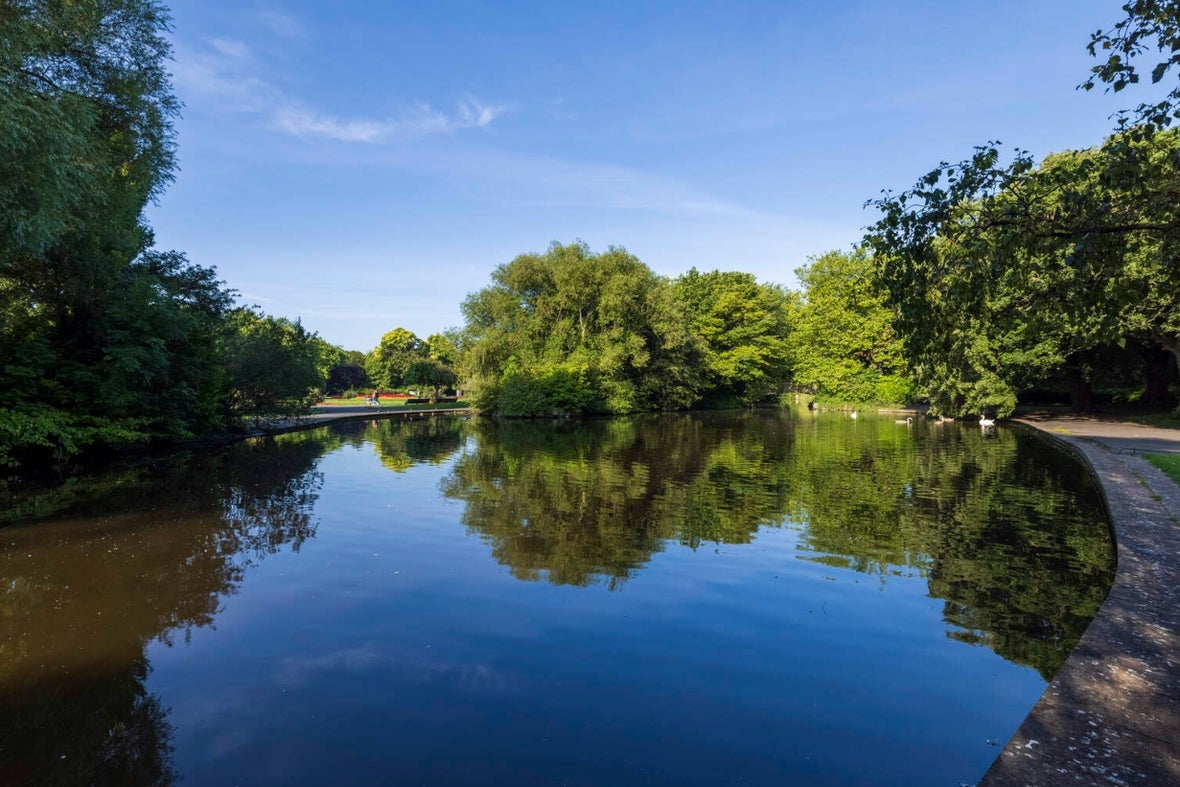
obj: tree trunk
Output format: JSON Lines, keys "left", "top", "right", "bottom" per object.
{"left": 1070, "top": 373, "right": 1094, "bottom": 414}
{"left": 1141, "top": 344, "right": 1174, "bottom": 404}
{"left": 1153, "top": 331, "right": 1180, "bottom": 415}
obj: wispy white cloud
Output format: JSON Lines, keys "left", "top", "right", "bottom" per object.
{"left": 171, "top": 36, "right": 504, "bottom": 144}
{"left": 209, "top": 37, "right": 250, "bottom": 59}
{"left": 272, "top": 98, "right": 505, "bottom": 143}
{"left": 171, "top": 39, "right": 279, "bottom": 114}
{"left": 254, "top": 6, "right": 307, "bottom": 41}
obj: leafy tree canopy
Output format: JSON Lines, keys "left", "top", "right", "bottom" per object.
{"left": 793, "top": 250, "right": 913, "bottom": 406}
{"left": 863, "top": 1, "right": 1180, "bottom": 416}
{"left": 672, "top": 269, "right": 795, "bottom": 405}
{"left": 865, "top": 129, "right": 1180, "bottom": 416}
{"left": 219, "top": 309, "right": 324, "bottom": 418}
{"left": 1083, "top": 0, "right": 1180, "bottom": 132}
{"left": 404, "top": 358, "right": 457, "bottom": 402}
{"left": 459, "top": 242, "right": 703, "bottom": 415}
{"left": 366, "top": 327, "right": 424, "bottom": 389}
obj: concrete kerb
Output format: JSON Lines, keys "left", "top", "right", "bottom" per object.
{"left": 978, "top": 419, "right": 1180, "bottom": 787}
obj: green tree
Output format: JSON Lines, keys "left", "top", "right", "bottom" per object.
{"left": 792, "top": 249, "right": 913, "bottom": 405}
{"left": 366, "top": 327, "right": 424, "bottom": 389}
{"left": 424, "top": 332, "right": 459, "bottom": 365}
{"left": 404, "top": 358, "right": 457, "bottom": 402}
{"left": 863, "top": 2, "right": 1180, "bottom": 416}
{"left": 459, "top": 242, "right": 702, "bottom": 415}
{"left": 308, "top": 337, "right": 344, "bottom": 389}
{"left": 865, "top": 131, "right": 1180, "bottom": 415}
{"left": 0, "top": 1, "right": 252, "bottom": 466}
{"left": 673, "top": 269, "right": 794, "bottom": 406}
{"left": 0, "top": 0, "right": 177, "bottom": 263}
{"left": 220, "top": 309, "right": 324, "bottom": 418}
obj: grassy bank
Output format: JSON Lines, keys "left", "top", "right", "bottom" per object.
{"left": 1145, "top": 453, "right": 1180, "bottom": 486}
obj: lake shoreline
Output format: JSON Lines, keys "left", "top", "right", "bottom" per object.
{"left": 980, "top": 417, "right": 1180, "bottom": 786}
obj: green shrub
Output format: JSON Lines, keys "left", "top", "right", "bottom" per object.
{"left": 875, "top": 375, "right": 916, "bottom": 406}
{"left": 496, "top": 364, "right": 597, "bottom": 416}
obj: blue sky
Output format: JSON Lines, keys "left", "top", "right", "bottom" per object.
{"left": 148, "top": 0, "right": 1135, "bottom": 352}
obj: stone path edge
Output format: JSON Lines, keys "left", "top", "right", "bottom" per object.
{"left": 978, "top": 419, "right": 1180, "bottom": 787}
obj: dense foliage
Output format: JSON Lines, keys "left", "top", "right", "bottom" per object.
{"left": 792, "top": 250, "right": 912, "bottom": 405}
{"left": 220, "top": 310, "right": 325, "bottom": 417}
{"left": 673, "top": 268, "right": 794, "bottom": 407}
{"left": 455, "top": 242, "right": 811, "bottom": 415}
{"left": 0, "top": 1, "right": 338, "bottom": 468}
{"left": 865, "top": 1, "right": 1180, "bottom": 417}
{"left": 866, "top": 129, "right": 1180, "bottom": 417}
{"left": 457, "top": 242, "right": 706, "bottom": 415}
{"left": 365, "top": 327, "right": 423, "bottom": 390}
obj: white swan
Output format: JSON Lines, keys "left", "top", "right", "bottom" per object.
{"left": 895, "top": 416, "right": 913, "bottom": 424}
{"left": 979, "top": 415, "right": 996, "bottom": 427}
{"left": 849, "top": 411, "right": 857, "bottom": 419}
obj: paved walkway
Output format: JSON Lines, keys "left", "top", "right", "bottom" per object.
{"left": 980, "top": 415, "right": 1180, "bottom": 786}
{"left": 1016, "top": 412, "right": 1180, "bottom": 455}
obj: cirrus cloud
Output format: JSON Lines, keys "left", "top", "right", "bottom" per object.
{"left": 271, "top": 97, "right": 504, "bottom": 143}
{"left": 171, "top": 37, "right": 505, "bottom": 145}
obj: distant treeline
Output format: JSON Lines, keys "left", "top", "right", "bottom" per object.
{"left": 450, "top": 242, "right": 910, "bottom": 415}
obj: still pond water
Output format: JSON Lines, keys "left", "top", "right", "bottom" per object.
{"left": 1, "top": 411, "right": 1113, "bottom": 787}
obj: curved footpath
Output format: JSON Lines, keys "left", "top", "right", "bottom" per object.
{"left": 248, "top": 407, "right": 1180, "bottom": 784}
{"left": 981, "top": 415, "right": 1180, "bottom": 787}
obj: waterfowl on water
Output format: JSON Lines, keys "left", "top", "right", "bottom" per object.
{"left": 979, "top": 415, "right": 996, "bottom": 427}
{"left": 895, "top": 417, "right": 913, "bottom": 424}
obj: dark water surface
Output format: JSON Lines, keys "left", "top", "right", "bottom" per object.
{"left": 0, "top": 412, "right": 1114, "bottom": 786}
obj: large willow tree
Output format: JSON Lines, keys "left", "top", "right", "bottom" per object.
{"left": 459, "top": 242, "right": 703, "bottom": 415}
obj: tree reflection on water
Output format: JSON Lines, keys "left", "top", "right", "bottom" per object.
{"left": 0, "top": 430, "right": 334, "bottom": 785}
{"left": 442, "top": 413, "right": 1113, "bottom": 678}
